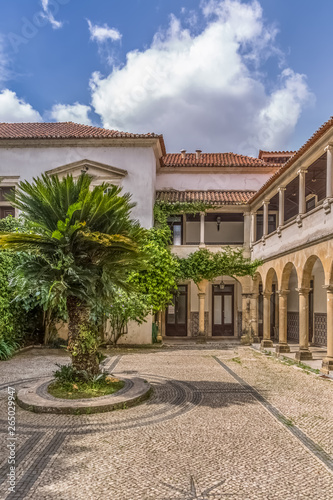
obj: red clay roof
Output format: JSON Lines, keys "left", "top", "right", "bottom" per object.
{"left": 250, "top": 117, "right": 333, "bottom": 204}
{"left": 0, "top": 122, "right": 166, "bottom": 153}
{"left": 156, "top": 190, "right": 255, "bottom": 205}
{"left": 258, "top": 150, "right": 295, "bottom": 164}
{"left": 160, "top": 152, "right": 280, "bottom": 168}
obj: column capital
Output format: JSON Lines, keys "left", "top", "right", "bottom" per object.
{"left": 263, "top": 291, "right": 272, "bottom": 299}
{"left": 278, "top": 186, "right": 286, "bottom": 193}
{"left": 324, "top": 143, "right": 333, "bottom": 153}
{"left": 323, "top": 284, "right": 333, "bottom": 293}
{"left": 296, "top": 287, "right": 311, "bottom": 296}
{"left": 200, "top": 211, "right": 205, "bottom": 216}
{"left": 297, "top": 167, "right": 308, "bottom": 175}
{"left": 278, "top": 289, "right": 290, "bottom": 297}
{"left": 263, "top": 199, "right": 270, "bottom": 206}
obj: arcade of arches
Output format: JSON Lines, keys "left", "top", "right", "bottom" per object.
{"left": 246, "top": 239, "right": 333, "bottom": 374}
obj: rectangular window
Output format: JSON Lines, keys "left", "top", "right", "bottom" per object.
{"left": 0, "top": 187, "right": 14, "bottom": 202}
{"left": 167, "top": 215, "right": 183, "bottom": 246}
{"left": 0, "top": 207, "right": 15, "bottom": 219}
{"left": 256, "top": 213, "right": 276, "bottom": 238}
{"left": 306, "top": 195, "right": 316, "bottom": 212}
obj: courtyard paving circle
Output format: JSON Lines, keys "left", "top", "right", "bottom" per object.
{"left": 0, "top": 345, "right": 332, "bottom": 499}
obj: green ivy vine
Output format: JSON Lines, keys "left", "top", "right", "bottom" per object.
{"left": 154, "top": 200, "right": 216, "bottom": 226}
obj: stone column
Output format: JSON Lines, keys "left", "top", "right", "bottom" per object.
{"left": 295, "top": 288, "right": 312, "bottom": 360}
{"left": 196, "top": 279, "right": 208, "bottom": 343}
{"left": 261, "top": 292, "right": 273, "bottom": 348}
{"left": 276, "top": 290, "right": 290, "bottom": 353}
{"left": 298, "top": 168, "right": 307, "bottom": 215}
{"left": 156, "top": 310, "right": 163, "bottom": 343}
{"left": 251, "top": 293, "right": 260, "bottom": 343}
{"left": 325, "top": 144, "right": 333, "bottom": 199}
{"left": 250, "top": 212, "right": 257, "bottom": 245}
{"left": 278, "top": 187, "right": 286, "bottom": 227}
{"left": 321, "top": 286, "right": 333, "bottom": 374}
{"left": 199, "top": 212, "right": 205, "bottom": 248}
{"left": 263, "top": 200, "right": 269, "bottom": 237}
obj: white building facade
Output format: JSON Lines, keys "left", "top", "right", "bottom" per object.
{"left": 0, "top": 120, "right": 332, "bottom": 374}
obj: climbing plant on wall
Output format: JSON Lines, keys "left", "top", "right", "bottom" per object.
{"left": 176, "top": 247, "right": 262, "bottom": 285}
{"left": 154, "top": 200, "right": 215, "bottom": 226}
{"left": 153, "top": 200, "right": 262, "bottom": 285}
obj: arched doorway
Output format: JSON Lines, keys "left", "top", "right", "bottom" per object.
{"left": 297, "top": 256, "right": 326, "bottom": 360}
{"left": 265, "top": 268, "right": 279, "bottom": 343}
{"left": 260, "top": 268, "right": 278, "bottom": 348}
{"left": 252, "top": 272, "right": 263, "bottom": 342}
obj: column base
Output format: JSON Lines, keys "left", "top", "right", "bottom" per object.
{"left": 252, "top": 336, "right": 261, "bottom": 343}
{"left": 261, "top": 339, "right": 273, "bottom": 349}
{"left": 275, "top": 343, "right": 290, "bottom": 354}
{"left": 320, "top": 357, "right": 333, "bottom": 375}
{"left": 196, "top": 335, "right": 207, "bottom": 344}
{"left": 295, "top": 349, "right": 313, "bottom": 361}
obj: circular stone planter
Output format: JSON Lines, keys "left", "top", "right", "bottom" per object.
{"left": 17, "top": 376, "right": 151, "bottom": 415}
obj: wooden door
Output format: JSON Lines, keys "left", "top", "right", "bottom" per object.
{"left": 212, "top": 285, "right": 234, "bottom": 336}
{"left": 166, "top": 285, "right": 188, "bottom": 336}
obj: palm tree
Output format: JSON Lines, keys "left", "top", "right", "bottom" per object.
{"left": 0, "top": 173, "right": 144, "bottom": 375}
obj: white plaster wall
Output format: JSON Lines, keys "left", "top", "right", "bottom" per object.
{"left": 313, "top": 260, "right": 326, "bottom": 314}
{"left": 156, "top": 172, "right": 274, "bottom": 191}
{"left": 118, "top": 317, "right": 153, "bottom": 345}
{"left": 252, "top": 205, "right": 333, "bottom": 262}
{"left": 57, "top": 318, "right": 153, "bottom": 344}
{"left": 186, "top": 222, "right": 200, "bottom": 243}
{"left": 205, "top": 222, "right": 244, "bottom": 244}
{"left": 0, "top": 146, "right": 156, "bottom": 228}
{"left": 171, "top": 245, "right": 243, "bottom": 258}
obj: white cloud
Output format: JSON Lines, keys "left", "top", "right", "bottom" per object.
{"left": 87, "top": 20, "right": 122, "bottom": 43}
{"left": 90, "top": 0, "right": 312, "bottom": 154}
{"left": 49, "top": 102, "right": 92, "bottom": 125}
{"left": 0, "top": 89, "right": 42, "bottom": 122}
{"left": 41, "top": 0, "right": 63, "bottom": 30}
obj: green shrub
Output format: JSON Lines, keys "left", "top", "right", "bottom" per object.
{"left": 0, "top": 216, "right": 43, "bottom": 358}
{"left": 0, "top": 337, "right": 19, "bottom": 360}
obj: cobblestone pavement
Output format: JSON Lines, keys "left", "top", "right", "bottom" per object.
{"left": 0, "top": 346, "right": 333, "bottom": 499}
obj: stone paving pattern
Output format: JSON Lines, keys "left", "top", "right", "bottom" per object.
{"left": 0, "top": 346, "right": 332, "bottom": 499}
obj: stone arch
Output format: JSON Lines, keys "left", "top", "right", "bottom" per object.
{"left": 280, "top": 263, "right": 299, "bottom": 344}
{"left": 281, "top": 262, "right": 298, "bottom": 291}
{"left": 301, "top": 255, "right": 325, "bottom": 289}
{"left": 265, "top": 267, "right": 279, "bottom": 293}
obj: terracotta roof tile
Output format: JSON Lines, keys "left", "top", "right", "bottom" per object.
{"left": 160, "top": 152, "right": 280, "bottom": 168}
{"left": 258, "top": 150, "right": 295, "bottom": 164}
{"left": 156, "top": 190, "right": 255, "bottom": 205}
{"left": 250, "top": 116, "right": 333, "bottom": 204}
{"left": 0, "top": 122, "right": 165, "bottom": 147}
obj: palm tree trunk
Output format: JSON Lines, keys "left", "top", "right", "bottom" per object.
{"left": 67, "top": 296, "right": 99, "bottom": 376}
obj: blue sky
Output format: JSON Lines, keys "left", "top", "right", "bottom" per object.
{"left": 0, "top": 0, "right": 332, "bottom": 155}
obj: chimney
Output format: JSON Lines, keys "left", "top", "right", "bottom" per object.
{"left": 196, "top": 149, "right": 202, "bottom": 160}
{"left": 180, "top": 149, "right": 186, "bottom": 159}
